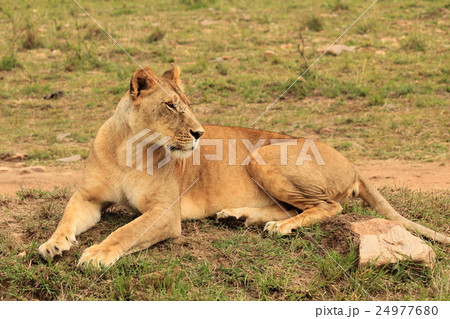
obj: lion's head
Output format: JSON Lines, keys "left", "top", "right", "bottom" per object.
{"left": 127, "top": 65, "right": 204, "bottom": 159}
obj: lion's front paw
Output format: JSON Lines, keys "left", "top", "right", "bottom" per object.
{"left": 77, "top": 244, "right": 121, "bottom": 268}
{"left": 264, "top": 220, "right": 296, "bottom": 236}
{"left": 39, "top": 233, "right": 78, "bottom": 260}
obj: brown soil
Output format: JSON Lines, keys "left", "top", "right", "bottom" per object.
{"left": 0, "top": 159, "right": 448, "bottom": 195}
{"left": 0, "top": 164, "right": 83, "bottom": 195}
{"left": 355, "top": 159, "right": 450, "bottom": 193}
{"left": 319, "top": 214, "right": 373, "bottom": 253}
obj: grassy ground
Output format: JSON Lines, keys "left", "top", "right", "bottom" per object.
{"left": 0, "top": 0, "right": 449, "bottom": 163}
{"left": 0, "top": 0, "right": 449, "bottom": 301}
{"left": 0, "top": 186, "right": 448, "bottom": 301}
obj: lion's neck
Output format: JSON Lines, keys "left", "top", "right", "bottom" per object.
{"left": 111, "top": 93, "right": 134, "bottom": 141}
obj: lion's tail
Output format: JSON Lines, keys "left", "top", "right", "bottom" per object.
{"left": 356, "top": 173, "right": 450, "bottom": 245}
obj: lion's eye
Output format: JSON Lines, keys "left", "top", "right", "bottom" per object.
{"left": 165, "top": 101, "right": 177, "bottom": 112}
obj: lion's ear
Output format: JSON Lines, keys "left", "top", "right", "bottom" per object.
{"left": 130, "top": 67, "right": 158, "bottom": 102}
{"left": 162, "top": 64, "right": 183, "bottom": 90}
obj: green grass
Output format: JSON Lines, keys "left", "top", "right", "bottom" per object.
{"left": 0, "top": 55, "right": 21, "bottom": 71}
{"left": 0, "top": 186, "right": 448, "bottom": 300}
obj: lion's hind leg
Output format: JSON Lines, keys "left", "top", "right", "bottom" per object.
{"left": 216, "top": 205, "right": 296, "bottom": 227}
{"left": 264, "top": 201, "right": 342, "bottom": 235}
{"left": 246, "top": 142, "right": 345, "bottom": 236}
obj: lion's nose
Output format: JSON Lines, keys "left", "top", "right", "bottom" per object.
{"left": 189, "top": 129, "right": 204, "bottom": 140}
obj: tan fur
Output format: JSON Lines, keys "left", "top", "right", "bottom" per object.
{"left": 39, "top": 66, "right": 450, "bottom": 267}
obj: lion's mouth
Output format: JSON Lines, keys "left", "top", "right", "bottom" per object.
{"left": 167, "top": 142, "right": 196, "bottom": 159}
{"left": 168, "top": 139, "right": 198, "bottom": 152}
{"left": 168, "top": 145, "right": 194, "bottom": 152}
{"left": 168, "top": 145, "right": 183, "bottom": 152}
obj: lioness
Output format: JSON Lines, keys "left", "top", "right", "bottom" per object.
{"left": 39, "top": 65, "right": 449, "bottom": 267}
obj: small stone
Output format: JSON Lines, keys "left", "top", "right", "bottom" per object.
{"left": 280, "top": 43, "right": 293, "bottom": 50}
{"left": 4, "top": 153, "right": 25, "bottom": 162}
{"left": 264, "top": 50, "right": 277, "bottom": 59}
{"left": 375, "top": 50, "right": 386, "bottom": 56}
{"left": 43, "top": 91, "right": 65, "bottom": 100}
{"left": 200, "top": 20, "right": 214, "bottom": 26}
{"left": 51, "top": 49, "right": 61, "bottom": 56}
{"left": 209, "top": 57, "right": 224, "bottom": 63}
{"left": 317, "top": 44, "right": 355, "bottom": 56}
{"left": 0, "top": 167, "right": 11, "bottom": 173}
{"left": 19, "top": 168, "right": 32, "bottom": 175}
{"left": 57, "top": 133, "right": 71, "bottom": 141}
{"left": 57, "top": 155, "right": 82, "bottom": 163}
{"left": 29, "top": 166, "right": 46, "bottom": 173}
{"left": 241, "top": 14, "right": 251, "bottom": 21}
{"left": 352, "top": 142, "right": 364, "bottom": 150}
{"left": 385, "top": 103, "right": 395, "bottom": 111}
{"left": 319, "top": 127, "right": 335, "bottom": 134}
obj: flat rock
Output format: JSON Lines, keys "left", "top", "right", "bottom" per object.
{"left": 319, "top": 215, "right": 436, "bottom": 268}
{"left": 351, "top": 218, "right": 402, "bottom": 235}
{"left": 351, "top": 219, "right": 436, "bottom": 268}
{"left": 57, "top": 155, "right": 82, "bottom": 163}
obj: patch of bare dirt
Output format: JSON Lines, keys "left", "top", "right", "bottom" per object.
{"left": 355, "top": 159, "right": 449, "bottom": 192}
{"left": 319, "top": 214, "right": 373, "bottom": 254}
{"left": 0, "top": 159, "right": 448, "bottom": 195}
{"left": 0, "top": 160, "right": 82, "bottom": 195}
